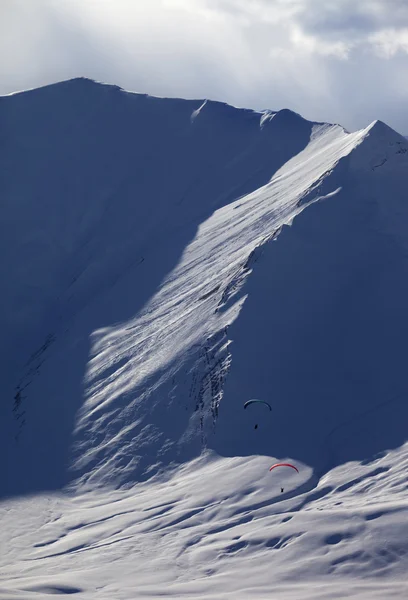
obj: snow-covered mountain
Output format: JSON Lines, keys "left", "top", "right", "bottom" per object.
{"left": 1, "top": 78, "right": 408, "bottom": 599}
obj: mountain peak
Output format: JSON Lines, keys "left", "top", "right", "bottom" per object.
{"left": 348, "top": 118, "right": 408, "bottom": 173}
{"left": 365, "top": 118, "right": 407, "bottom": 141}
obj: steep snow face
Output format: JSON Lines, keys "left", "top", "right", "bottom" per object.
{"left": 213, "top": 119, "right": 408, "bottom": 475}
{"left": 71, "top": 122, "right": 370, "bottom": 490}
{"left": 0, "top": 79, "right": 308, "bottom": 367}
{"left": 0, "top": 78, "right": 316, "bottom": 494}
{"left": 0, "top": 78, "right": 373, "bottom": 494}
{"left": 1, "top": 80, "right": 408, "bottom": 599}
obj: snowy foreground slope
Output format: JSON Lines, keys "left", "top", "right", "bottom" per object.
{"left": 1, "top": 79, "right": 408, "bottom": 599}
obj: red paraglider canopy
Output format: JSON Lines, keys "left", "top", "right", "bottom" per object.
{"left": 269, "top": 463, "right": 299, "bottom": 473}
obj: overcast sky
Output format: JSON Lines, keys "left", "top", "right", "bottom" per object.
{"left": 1, "top": 0, "right": 408, "bottom": 132}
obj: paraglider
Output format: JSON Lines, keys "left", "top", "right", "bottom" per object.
{"left": 244, "top": 399, "right": 272, "bottom": 411}
{"left": 269, "top": 462, "right": 299, "bottom": 473}
{"left": 270, "top": 463, "right": 298, "bottom": 494}
{"left": 244, "top": 400, "right": 272, "bottom": 430}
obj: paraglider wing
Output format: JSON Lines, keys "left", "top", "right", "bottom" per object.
{"left": 269, "top": 463, "right": 299, "bottom": 473}
{"left": 244, "top": 399, "right": 272, "bottom": 411}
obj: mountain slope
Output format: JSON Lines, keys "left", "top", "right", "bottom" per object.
{"left": 214, "top": 119, "right": 408, "bottom": 473}
{"left": 0, "top": 78, "right": 315, "bottom": 494}
{"left": 1, "top": 79, "right": 408, "bottom": 599}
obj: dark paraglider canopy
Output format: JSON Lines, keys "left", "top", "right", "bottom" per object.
{"left": 243, "top": 399, "right": 272, "bottom": 411}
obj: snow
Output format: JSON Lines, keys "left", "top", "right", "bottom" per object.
{"left": 1, "top": 78, "right": 408, "bottom": 598}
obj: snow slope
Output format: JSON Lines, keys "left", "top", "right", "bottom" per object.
{"left": 1, "top": 79, "right": 408, "bottom": 598}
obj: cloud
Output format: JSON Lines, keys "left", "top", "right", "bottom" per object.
{"left": 369, "top": 27, "right": 408, "bottom": 57}
{"left": 0, "top": 0, "right": 407, "bottom": 133}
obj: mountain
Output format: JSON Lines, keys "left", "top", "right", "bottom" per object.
{"left": 1, "top": 78, "right": 408, "bottom": 599}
